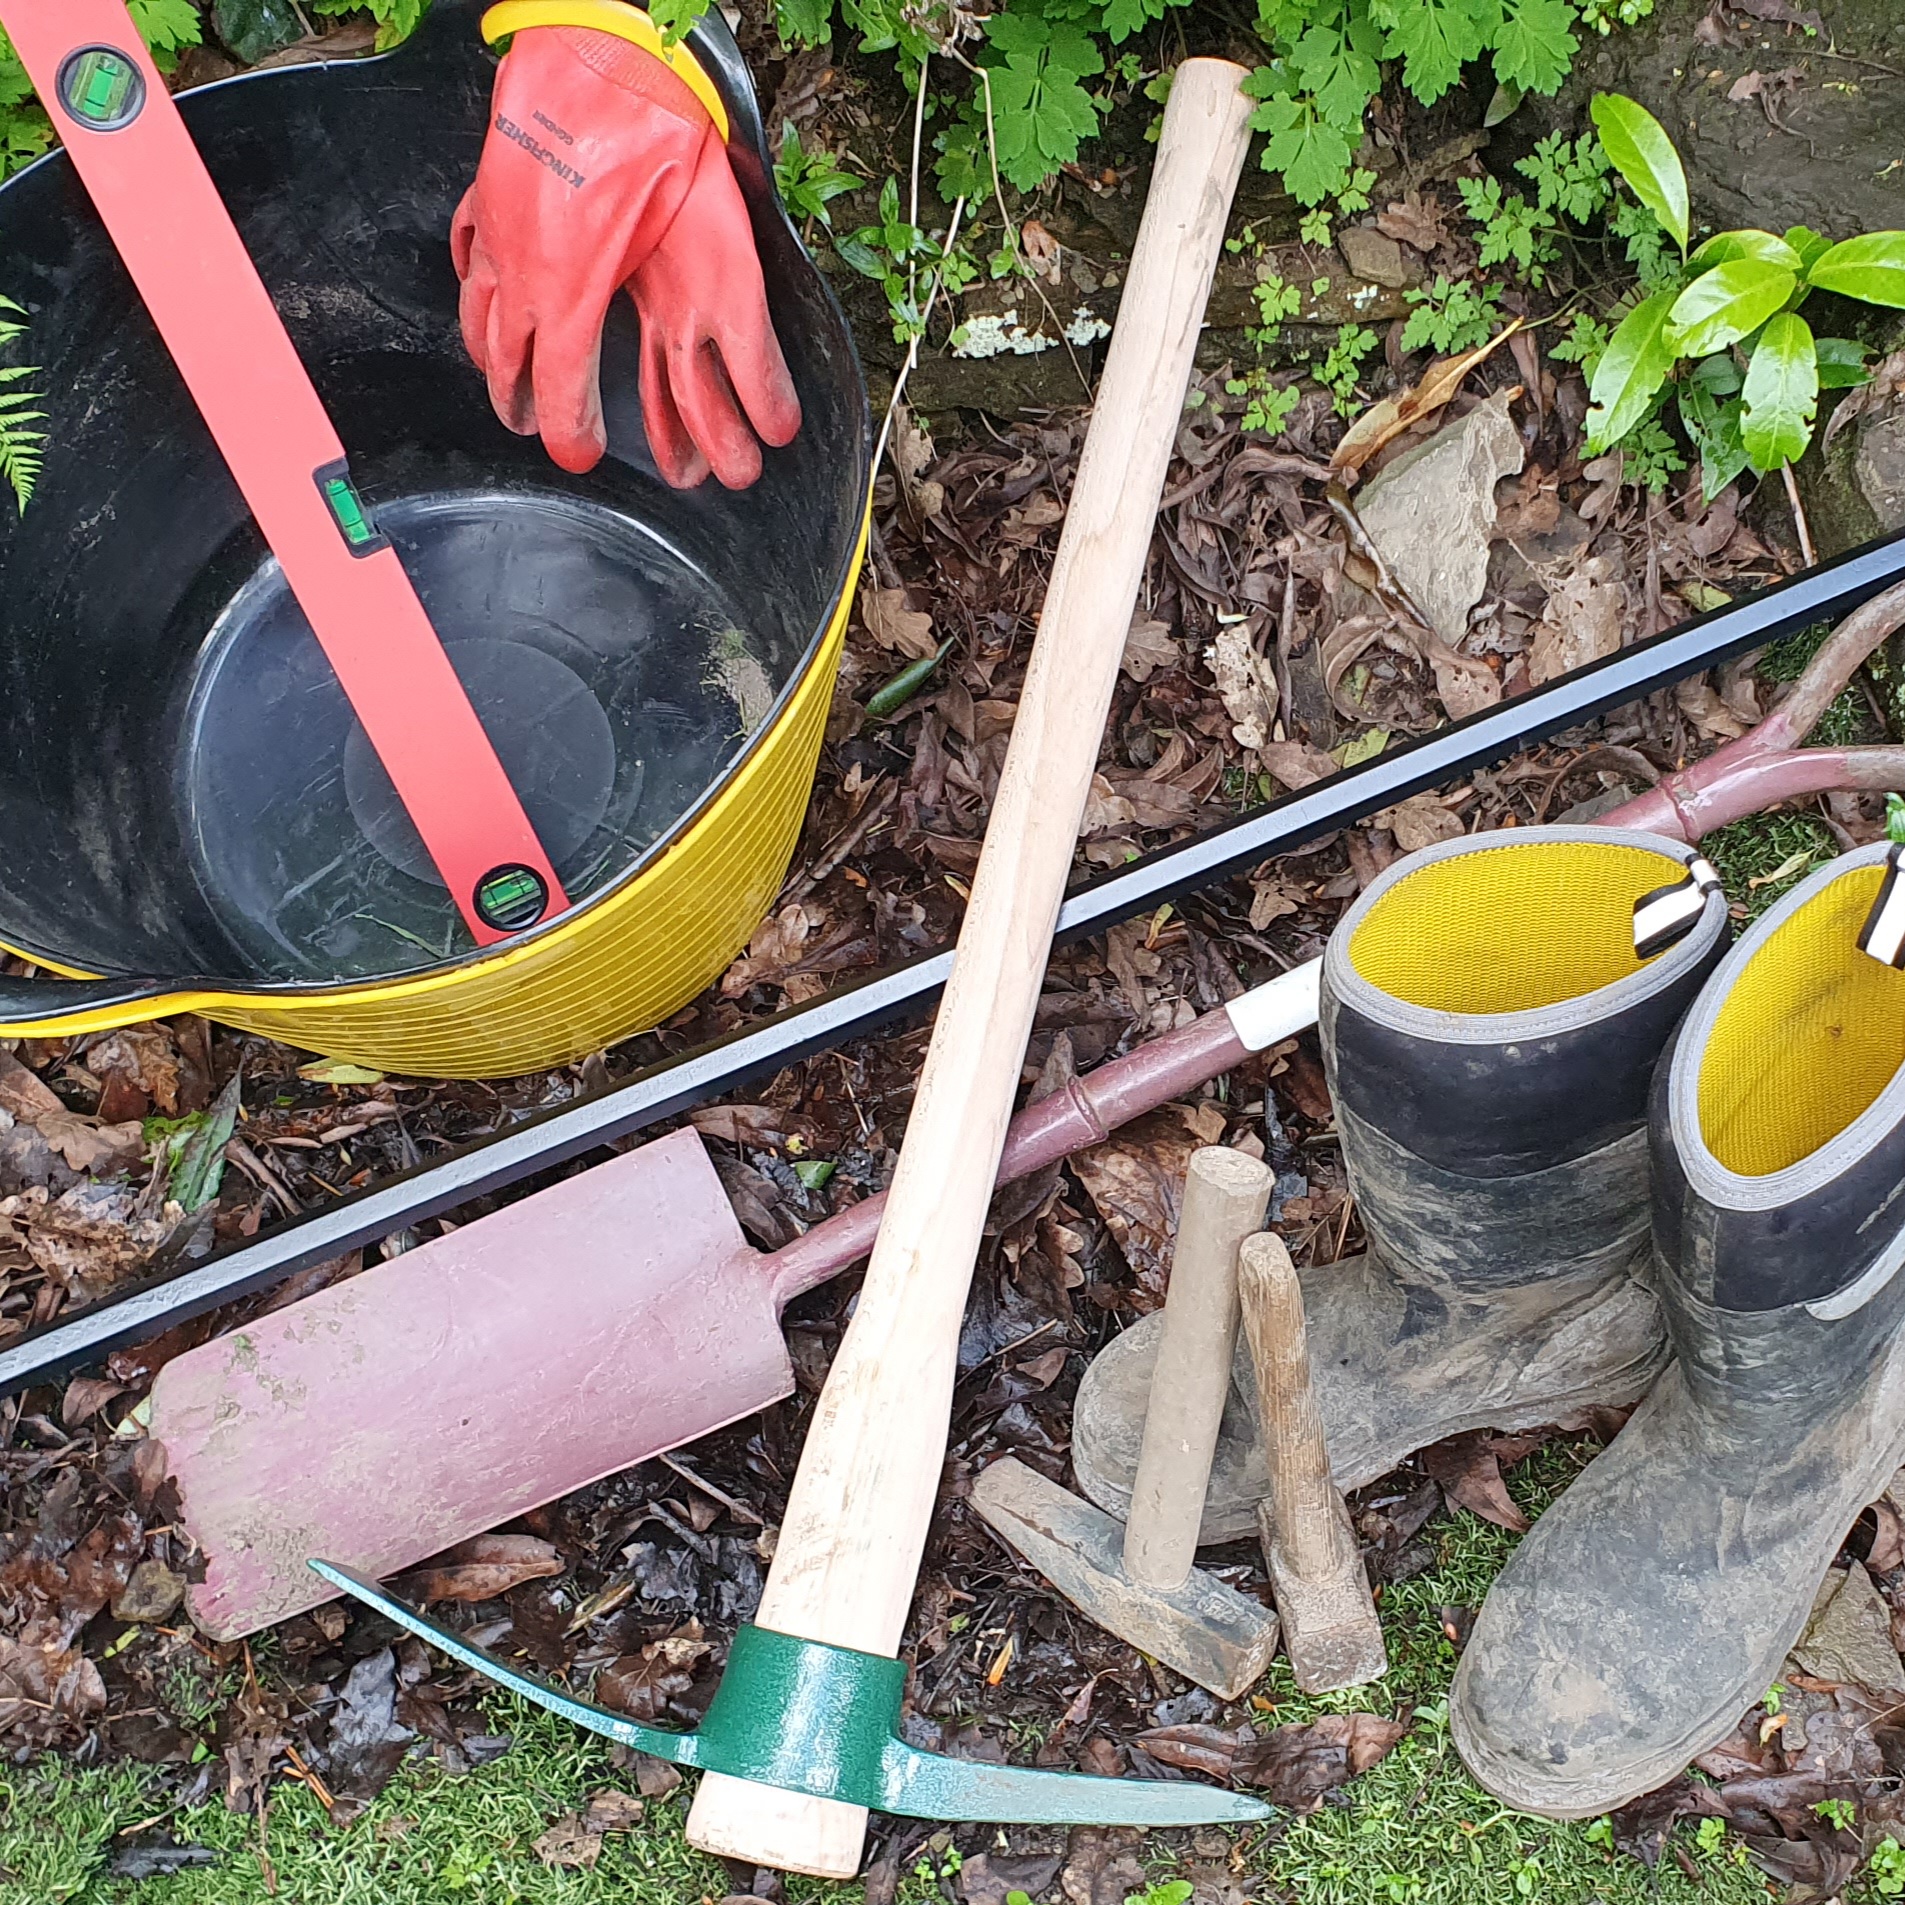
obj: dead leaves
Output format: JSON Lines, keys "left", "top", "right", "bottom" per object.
{"left": 1121, "top": 616, "right": 1178, "bottom": 684}
{"left": 394, "top": 1533, "right": 565, "bottom": 1605}
{"left": 1207, "top": 623, "right": 1280, "bottom": 750}
{"left": 1069, "top": 1111, "right": 1201, "bottom": 1302}
{"left": 0, "top": 1049, "right": 142, "bottom": 1177}
{"left": 533, "top": 1790, "right": 645, "bottom": 1870}
{"left": 1137, "top": 1711, "right": 1408, "bottom": 1809}
{"left": 861, "top": 586, "right": 939, "bottom": 661}
{"left": 1529, "top": 550, "right": 1632, "bottom": 686}
{"left": 596, "top": 1625, "right": 714, "bottom": 1726}
{"left": 1374, "top": 792, "right": 1465, "bottom": 853}
{"left": 0, "top": 1471, "right": 141, "bottom": 1746}
{"left": 720, "top": 902, "right": 818, "bottom": 1002}
{"left": 1419, "top": 1431, "right": 1535, "bottom": 1534}
{"left": 0, "top": 1633, "right": 105, "bottom": 1742}
{"left": 7, "top": 1180, "right": 189, "bottom": 1306}
{"left": 1330, "top": 321, "right": 1524, "bottom": 479}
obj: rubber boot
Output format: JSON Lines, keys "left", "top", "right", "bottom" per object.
{"left": 1071, "top": 826, "right": 1730, "bottom": 1543}
{"left": 1451, "top": 843, "right": 1905, "bottom": 1818}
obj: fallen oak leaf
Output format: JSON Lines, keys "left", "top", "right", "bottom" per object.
{"left": 0, "top": 1048, "right": 65, "bottom": 1123}
{"left": 394, "top": 1533, "right": 564, "bottom": 1604}
{"left": 1330, "top": 319, "right": 1525, "bottom": 479}
{"left": 1420, "top": 1431, "right": 1531, "bottom": 1533}
{"left": 1608, "top": 1774, "right": 1729, "bottom": 1868}
{"left": 1136, "top": 1712, "right": 1408, "bottom": 1810}
{"left": 860, "top": 586, "right": 939, "bottom": 661}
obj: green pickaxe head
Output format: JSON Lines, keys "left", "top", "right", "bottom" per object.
{"left": 311, "top": 1561, "right": 1269, "bottom": 1827}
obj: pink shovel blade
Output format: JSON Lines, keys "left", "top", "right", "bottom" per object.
{"left": 151, "top": 1130, "right": 788, "bottom": 1639}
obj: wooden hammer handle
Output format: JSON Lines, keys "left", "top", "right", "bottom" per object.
{"left": 1123, "top": 1146, "right": 1273, "bottom": 1591}
{"left": 1239, "top": 1231, "right": 1347, "bottom": 1581}
{"left": 685, "top": 59, "right": 1254, "bottom": 1877}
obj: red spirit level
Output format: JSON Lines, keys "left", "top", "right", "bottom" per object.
{"left": 1, "top": 6, "right": 569, "bottom": 944}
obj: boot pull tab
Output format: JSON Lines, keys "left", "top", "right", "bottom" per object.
{"left": 1858, "top": 844, "right": 1905, "bottom": 969}
{"left": 1633, "top": 857, "right": 1721, "bottom": 960}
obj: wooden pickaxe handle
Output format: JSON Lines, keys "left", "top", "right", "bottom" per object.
{"left": 685, "top": 59, "right": 1256, "bottom": 1877}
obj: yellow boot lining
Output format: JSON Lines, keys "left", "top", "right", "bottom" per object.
{"left": 1698, "top": 866, "right": 1905, "bottom": 1178}
{"left": 1348, "top": 841, "right": 1682, "bottom": 1016}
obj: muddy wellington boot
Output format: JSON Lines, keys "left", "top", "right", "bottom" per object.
{"left": 1071, "top": 826, "right": 1731, "bottom": 1544}
{"left": 1451, "top": 843, "right": 1905, "bottom": 1818}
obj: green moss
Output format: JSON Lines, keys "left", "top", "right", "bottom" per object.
{"left": 1701, "top": 808, "right": 1839, "bottom": 917}
{"left": 0, "top": 1455, "right": 1784, "bottom": 1904}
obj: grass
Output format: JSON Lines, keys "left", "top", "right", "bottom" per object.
{"left": 1700, "top": 807, "right": 1840, "bottom": 917}
{"left": 0, "top": 1443, "right": 1785, "bottom": 1905}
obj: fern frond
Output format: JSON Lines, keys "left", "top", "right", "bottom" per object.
{"left": 0, "top": 296, "right": 43, "bottom": 513}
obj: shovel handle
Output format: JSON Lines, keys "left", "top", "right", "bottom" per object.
{"left": 685, "top": 59, "right": 1254, "bottom": 1877}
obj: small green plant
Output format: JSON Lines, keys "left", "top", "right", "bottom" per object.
{"left": 1585, "top": 1816, "right": 1615, "bottom": 1849}
{"left": 0, "top": 294, "right": 43, "bottom": 516}
{"left": 836, "top": 175, "right": 947, "bottom": 344}
{"left": 1612, "top": 413, "right": 1686, "bottom": 491}
{"left": 1875, "top": 1836, "right": 1905, "bottom": 1899}
{"left": 1242, "top": 1, "right": 1603, "bottom": 209}
{"left": 1763, "top": 1682, "right": 1785, "bottom": 1714}
{"left": 1123, "top": 1883, "right": 1193, "bottom": 1905}
{"left": 1577, "top": 0, "right": 1655, "bottom": 28}
{"left": 1694, "top": 1815, "right": 1729, "bottom": 1853}
{"left": 1457, "top": 132, "right": 1613, "bottom": 286}
{"left": 1400, "top": 274, "right": 1506, "bottom": 354}
{"left": 914, "top": 1841, "right": 964, "bottom": 1887}
{"left": 1581, "top": 92, "right": 1905, "bottom": 501}
{"left": 1226, "top": 366, "right": 1304, "bottom": 436}
{"left": 311, "top": 0, "right": 433, "bottom": 52}
{"left": 1316, "top": 321, "right": 1380, "bottom": 414}
{"left": 1251, "top": 269, "right": 1304, "bottom": 350}
{"left": 775, "top": 124, "right": 861, "bottom": 230}
{"left": 1812, "top": 1797, "right": 1857, "bottom": 1830}
{"left": 1507, "top": 1854, "right": 1544, "bottom": 1897}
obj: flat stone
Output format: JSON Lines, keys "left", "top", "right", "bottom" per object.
{"left": 112, "top": 1559, "right": 185, "bottom": 1625}
{"left": 1356, "top": 392, "right": 1525, "bottom": 648}
{"left": 1790, "top": 1562, "right": 1905, "bottom": 1693}
{"left": 1855, "top": 411, "right": 1905, "bottom": 535}
{"left": 1337, "top": 226, "right": 1412, "bottom": 291}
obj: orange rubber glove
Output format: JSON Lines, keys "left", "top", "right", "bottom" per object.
{"left": 452, "top": 24, "right": 799, "bottom": 484}
{"left": 625, "top": 140, "right": 803, "bottom": 489}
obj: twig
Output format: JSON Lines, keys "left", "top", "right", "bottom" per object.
{"left": 658, "top": 1450, "right": 764, "bottom": 1525}
{"left": 873, "top": 193, "right": 968, "bottom": 478}
{"left": 1782, "top": 461, "right": 1817, "bottom": 568}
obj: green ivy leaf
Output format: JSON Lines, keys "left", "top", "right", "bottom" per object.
{"left": 1805, "top": 231, "right": 1905, "bottom": 309}
{"left": 1665, "top": 257, "right": 1795, "bottom": 357}
{"left": 1589, "top": 92, "right": 1689, "bottom": 253}
{"left": 1679, "top": 379, "right": 1750, "bottom": 503}
{"left": 1584, "top": 289, "right": 1677, "bottom": 454}
{"left": 1249, "top": 90, "right": 1355, "bottom": 205}
{"left": 1740, "top": 311, "right": 1818, "bottom": 470}
{"left": 1814, "top": 336, "right": 1874, "bottom": 388}
{"left": 1491, "top": 0, "right": 1577, "bottom": 96}
{"left": 1687, "top": 228, "right": 1801, "bottom": 272}
{"left": 1371, "top": 0, "right": 1494, "bottom": 106}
